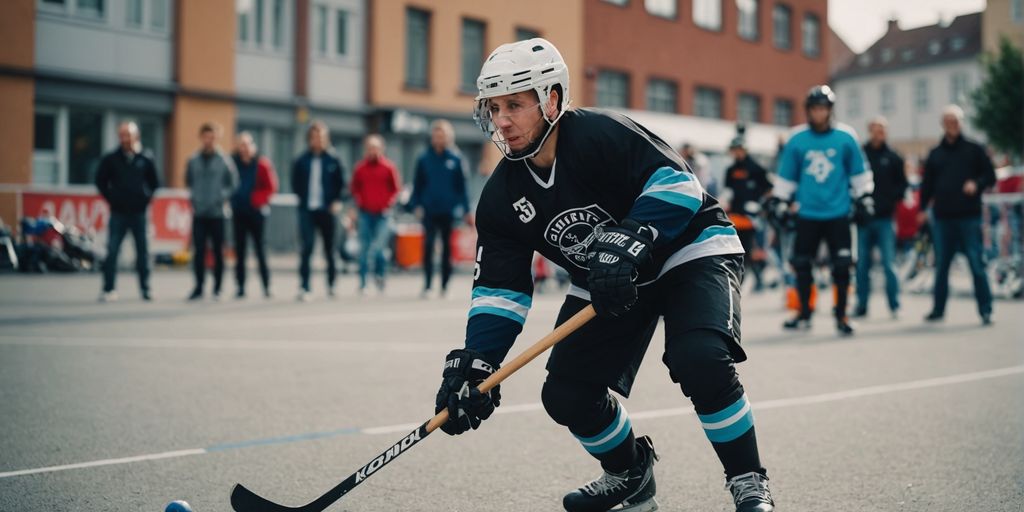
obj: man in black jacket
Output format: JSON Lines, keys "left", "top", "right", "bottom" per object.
{"left": 95, "top": 122, "right": 159, "bottom": 302}
{"left": 292, "top": 121, "right": 346, "bottom": 300}
{"left": 854, "top": 117, "right": 907, "bottom": 318}
{"left": 919, "top": 105, "right": 996, "bottom": 325}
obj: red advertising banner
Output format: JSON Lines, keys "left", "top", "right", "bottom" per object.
{"left": 19, "top": 190, "right": 192, "bottom": 245}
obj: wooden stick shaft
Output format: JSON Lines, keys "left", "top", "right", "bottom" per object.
{"left": 425, "top": 305, "right": 596, "bottom": 433}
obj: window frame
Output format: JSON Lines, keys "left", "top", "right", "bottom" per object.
{"left": 693, "top": 0, "right": 723, "bottom": 31}
{"left": 405, "top": 7, "right": 432, "bottom": 91}
{"left": 645, "top": 78, "right": 678, "bottom": 113}
{"left": 239, "top": 0, "right": 290, "bottom": 54}
{"left": 596, "top": 70, "right": 631, "bottom": 109}
{"left": 694, "top": 86, "right": 724, "bottom": 119}
{"left": 773, "top": 98, "right": 793, "bottom": 127}
{"left": 913, "top": 77, "right": 929, "bottom": 111}
{"left": 801, "top": 12, "right": 820, "bottom": 58}
{"left": 645, "top": 0, "right": 678, "bottom": 20}
{"left": 460, "top": 18, "right": 487, "bottom": 94}
{"left": 880, "top": 83, "right": 896, "bottom": 114}
{"left": 737, "top": 0, "right": 760, "bottom": 41}
{"left": 772, "top": 3, "right": 792, "bottom": 50}
{"left": 737, "top": 92, "right": 762, "bottom": 124}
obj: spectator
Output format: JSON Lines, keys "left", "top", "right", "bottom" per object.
{"left": 350, "top": 134, "right": 401, "bottom": 294}
{"left": 409, "top": 119, "right": 471, "bottom": 298}
{"left": 854, "top": 116, "right": 908, "bottom": 319}
{"left": 95, "top": 121, "right": 159, "bottom": 302}
{"left": 230, "top": 131, "right": 278, "bottom": 299}
{"left": 186, "top": 122, "right": 238, "bottom": 301}
{"left": 919, "top": 105, "right": 997, "bottom": 325}
{"left": 681, "top": 142, "right": 716, "bottom": 196}
{"left": 292, "top": 121, "right": 346, "bottom": 301}
{"left": 722, "top": 136, "right": 773, "bottom": 292}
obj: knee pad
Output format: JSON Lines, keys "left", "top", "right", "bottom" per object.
{"left": 662, "top": 330, "right": 741, "bottom": 408}
{"left": 541, "top": 376, "right": 612, "bottom": 431}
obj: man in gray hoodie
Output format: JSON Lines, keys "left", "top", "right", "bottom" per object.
{"left": 186, "top": 122, "right": 238, "bottom": 301}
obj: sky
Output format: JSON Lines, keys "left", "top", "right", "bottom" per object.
{"left": 828, "top": 0, "right": 988, "bottom": 53}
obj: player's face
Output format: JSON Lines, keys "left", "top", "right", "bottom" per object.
{"left": 868, "top": 122, "right": 887, "bottom": 145}
{"left": 808, "top": 105, "right": 830, "bottom": 127}
{"left": 487, "top": 92, "right": 545, "bottom": 153}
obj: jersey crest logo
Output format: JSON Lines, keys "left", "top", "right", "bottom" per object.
{"left": 804, "top": 149, "right": 836, "bottom": 184}
{"left": 513, "top": 197, "right": 536, "bottom": 223}
{"left": 544, "top": 204, "right": 614, "bottom": 268}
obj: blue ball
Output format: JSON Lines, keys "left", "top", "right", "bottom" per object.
{"left": 165, "top": 500, "right": 192, "bottom": 512}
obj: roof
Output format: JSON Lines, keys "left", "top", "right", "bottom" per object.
{"left": 827, "top": 27, "right": 856, "bottom": 77}
{"left": 832, "top": 12, "right": 982, "bottom": 80}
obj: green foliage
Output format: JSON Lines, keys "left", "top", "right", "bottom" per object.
{"left": 971, "top": 36, "right": 1023, "bottom": 159}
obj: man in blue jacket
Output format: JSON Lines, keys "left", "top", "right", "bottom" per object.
{"left": 767, "top": 86, "right": 874, "bottom": 335}
{"left": 292, "top": 121, "right": 346, "bottom": 301}
{"left": 410, "top": 119, "right": 471, "bottom": 298}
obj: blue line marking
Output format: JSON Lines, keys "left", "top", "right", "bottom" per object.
{"left": 205, "top": 427, "right": 362, "bottom": 452}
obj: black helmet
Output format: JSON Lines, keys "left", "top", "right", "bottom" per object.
{"left": 805, "top": 85, "right": 836, "bottom": 108}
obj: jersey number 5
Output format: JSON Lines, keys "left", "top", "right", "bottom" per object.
{"left": 513, "top": 197, "right": 536, "bottom": 223}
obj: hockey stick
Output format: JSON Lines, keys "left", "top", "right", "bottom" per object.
{"left": 230, "top": 304, "right": 597, "bottom": 512}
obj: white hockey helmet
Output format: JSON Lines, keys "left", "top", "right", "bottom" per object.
{"left": 473, "top": 38, "right": 571, "bottom": 160}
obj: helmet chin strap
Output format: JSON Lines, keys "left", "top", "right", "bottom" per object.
{"left": 502, "top": 104, "right": 561, "bottom": 162}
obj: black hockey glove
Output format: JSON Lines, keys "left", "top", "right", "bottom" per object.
{"left": 763, "top": 196, "right": 792, "bottom": 229}
{"left": 586, "top": 219, "right": 654, "bottom": 318}
{"left": 434, "top": 349, "right": 501, "bottom": 435}
{"left": 852, "top": 194, "right": 875, "bottom": 226}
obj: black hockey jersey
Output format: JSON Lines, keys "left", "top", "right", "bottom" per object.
{"left": 466, "top": 109, "right": 743, "bottom": 362}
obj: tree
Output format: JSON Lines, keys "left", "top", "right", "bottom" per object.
{"left": 971, "top": 36, "right": 1023, "bottom": 160}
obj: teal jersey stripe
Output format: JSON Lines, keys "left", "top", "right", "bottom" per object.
{"left": 639, "top": 190, "right": 703, "bottom": 212}
{"left": 469, "top": 305, "right": 527, "bottom": 325}
{"left": 471, "top": 286, "right": 533, "bottom": 308}
{"left": 692, "top": 225, "right": 738, "bottom": 245}
{"left": 642, "top": 166, "right": 694, "bottom": 191}
{"left": 697, "top": 394, "right": 748, "bottom": 424}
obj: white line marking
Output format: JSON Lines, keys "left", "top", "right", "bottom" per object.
{"left": 1, "top": 365, "right": 1021, "bottom": 479}
{"left": 0, "top": 336, "right": 452, "bottom": 353}
{"left": 0, "top": 449, "right": 206, "bottom": 479}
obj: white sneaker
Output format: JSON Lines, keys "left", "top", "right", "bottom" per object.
{"left": 98, "top": 291, "right": 118, "bottom": 303}
{"left": 297, "top": 290, "right": 311, "bottom": 302}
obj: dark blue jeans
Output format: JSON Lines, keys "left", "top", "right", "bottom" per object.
{"left": 357, "top": 210, "right": 389, "bottom": 289}
{"left": 856, "top": 218, "right": 900, "bottom": 312}
{"left": 422, "top": 213, "right": 454, "bottom": 291}
{"left": 102, "top": 211, "right": 149, "bottom": 293}
{"left": 931, "top": 216, "right": 992, "bottom": 316}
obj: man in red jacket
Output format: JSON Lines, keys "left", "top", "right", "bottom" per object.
{"left": 351, "top": 134, "right": 401, "bottom": 293}
{"left": 231, "top": 132, "right": 279, "bottom": 298}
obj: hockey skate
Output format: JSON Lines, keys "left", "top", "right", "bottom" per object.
{"left": 562, "top": 436, "right": 659, "bottom": 512}
{"left": 782, "top": 314, "right": 811, "bottom": 330}
{"left": 725, "top": 471, "right": 774, "bottom": 511}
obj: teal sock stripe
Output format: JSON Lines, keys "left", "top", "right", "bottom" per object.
{"left": 698, "top": 394, "right": 754, "bottom": 443}
{"left": 574, "top": 405, "right": 632, "bottom": 454}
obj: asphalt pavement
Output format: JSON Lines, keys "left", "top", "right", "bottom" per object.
{"left": 0, "top": 264, "right": 1021, "bottom": 511}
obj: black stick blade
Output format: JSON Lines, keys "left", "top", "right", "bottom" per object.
{"left": 231, "top": 483, "right": 318, "bottom": 512}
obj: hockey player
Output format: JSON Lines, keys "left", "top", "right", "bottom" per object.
{"left": 433, "top": 38, "right": 773, "bottom": 512}
{"left": 767, "top": 86, "right": 874, "bottom": 335}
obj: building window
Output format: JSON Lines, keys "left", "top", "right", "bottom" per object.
{"left": 802, "top": 13, "right": 820, "bottom": 58}
{"left": 880, "top": 48, "right": 893, "bottom": 63}
{"left": 67, "top": 108, "right": 104, "bottom": 185}
{"left": 950, "top": 36, "right": 966, "bottom": 52}
{"left": 272, "top": 128, "right": 295, "bottom": 194}
{"left": 603, "top": 0, "right": 629, "bottom": 5}
{"left": 914, "top": 78, "right": 929, "bottom": 111}
{"left": 928, "top": 40, "right": 941, "bottom": 55}
{"left": 461, "top": 19, "right": 486, "bottom": 93}
{"left": 646, "top": 79, "right": 677, "bottom": 113}
{"left": 125, "top": 0, "right": 142, "bottom": 26}
{"left": 773, "top": 98, "right": 793, "bottom": 126}
{"left": 597, "top": 71, "right": 630, "bottom": 108}
{"left": 76, "top": 0, "right": 104, "bottom": 18}
{"left": 694, "top": 0, "right": 722, "bottom": 30}
{"left": 950, "top": 72, "right": 969, "bottom": 104}
{"left": 516, "top": 27, "right": 540, "bottom": 41}
{"left": 272, "top": 0, "right": 285, "bottom": 49}
{"left": 738, "top": 93, "right": 761, "bottom": 123}
{"left": 151, "top": 0, "right": 167, "bottom": 30}
{"left": 880, "top": 83, "right": 895, "bottom": 113}
{"left": 645, "top": 0, "right": 677, "bottom": 19}
{"left": 737, "top": 0, "right": 759, "bottom": 40}
{"left": 335, "top": 10, "right": 348, "bottom": 56}
{"left": 772, "top": 4, "right": 791, "bottom": 49}
{"left": 406, "top": 8, "right": 431, "bottom": 89}
{"left": 858, "top": 53, "right": 872, "bottom": 67}
{"left": 695, "top": 87, "right": 723, "bottom": 118}
{"left": 33, "top": 109, "right": 61, "bottom": 185}
{"left": 846, "top": 88, "right": 861, "bottom": 118}
{"left": 253, "top": 0, "right": 265, "bottom": 44}
{"left": 901, "top": 48, "right": 915, "bottom": 61}
{"left": 315, "top": 5, "right": 328, "bottom": 55}
{"left": 238, "top": 8, "right": 250, "bottom": 42}
{"left": 1013, "top": 0, "right": 1023, "bottom": 23}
